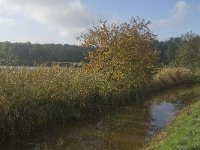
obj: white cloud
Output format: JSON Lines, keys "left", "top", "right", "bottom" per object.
{"left": 151, "top": 1, "right": 188, "bottom": 28}
{"left": 0, "top": 17, "right": 16, "bottom": 25}
{"left": 0, "top": 0, "right": 98, "bottom": 43}
{"left": 0, "top": 3, "right": 17, "bottom": 25}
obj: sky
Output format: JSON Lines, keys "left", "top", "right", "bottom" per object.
{"left": 0, "top": 0, "right": 200, "bottom": 45}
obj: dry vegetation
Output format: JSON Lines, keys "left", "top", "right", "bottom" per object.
{"left": 152, "top": 67, "right": 196, "bottom": 89}
{"left": 0, "top": 18, "right": 199, "bottom": 143}
{"left": 0, "top": 66, "right": 198, "bottom": 143}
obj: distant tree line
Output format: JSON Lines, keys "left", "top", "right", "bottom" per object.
{"left": 155, "top": 32, "right": 200, "bottom": 70}
{"left": 0, "top": 32, "right": 200, "bottom": 70}
{"left": 0, "top": 42, "right": 88, "bottom": 66}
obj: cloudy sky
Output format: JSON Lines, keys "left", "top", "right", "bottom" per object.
{"left": 0, "top": 0, "right": 199, "bottom": 44}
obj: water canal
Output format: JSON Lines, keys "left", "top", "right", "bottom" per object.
{"left": 2, "top": 84, "right": 200, "bottom": 150}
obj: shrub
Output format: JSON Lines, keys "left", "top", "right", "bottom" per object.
{"left": 77, "top": 17, "right": 159, "bottom": 90}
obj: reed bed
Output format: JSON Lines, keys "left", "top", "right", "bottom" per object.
{"left": 0, "top": 66, "right": 125, "bottom": 142}
{"left": 152, "top": 67, "right": 196, "bottom": 89}
{"left": 0, "top": 66, "right": 198, "bottom": 143}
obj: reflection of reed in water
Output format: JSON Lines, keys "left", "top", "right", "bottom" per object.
{"left": 17, "top": 103, "right": 151, "bottom": 150}
{"left": 3, "top": 85, "right": 200, "bottom": 150}
{"left": 148, "top": 84, "right": 200, "bottom": 104}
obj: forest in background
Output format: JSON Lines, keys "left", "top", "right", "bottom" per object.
{"left": 0, "top": 42, "right": 88, "bottom": 66}
{"left": 0, "top": 32, "right": 199, "bottom": 69}
{"left": 155, "top": 32, "right": 200, "bottom": 70}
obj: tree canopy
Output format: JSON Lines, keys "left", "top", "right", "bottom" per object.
{"left": 173, "top": 33, "right": 200, "bottom": 70}
{"left": 78, "top": 17, "right": 159, "bottom": 89}
{"left": 155, "top": 32, "right": 200, "bottom": 71}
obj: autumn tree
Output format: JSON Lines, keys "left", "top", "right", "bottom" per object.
{"left": 78, "top": 17, "right": 159, "bottom": 89}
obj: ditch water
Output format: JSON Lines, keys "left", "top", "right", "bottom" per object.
{"left": 2, "top": 84, "right": 200, "bottom": 150}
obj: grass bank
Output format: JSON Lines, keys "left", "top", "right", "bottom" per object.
{"left": 143, "top": 96, "right": 200, "bottom": 150}
{"left": 0, "top": 66, "right": 198, "bottom": 143}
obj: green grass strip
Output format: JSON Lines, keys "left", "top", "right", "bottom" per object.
{"left": 144, "top": 97, "right": 200, "bottom": 150}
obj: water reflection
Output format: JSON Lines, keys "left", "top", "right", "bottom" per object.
{"left": 149, "top": 102, "right": 179, "bottom": 136}
{"left": 2, "top": 84, "right": 200, "bottom": 150}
